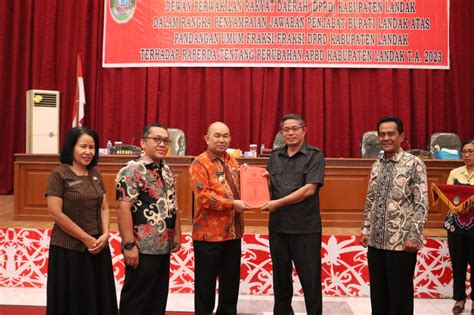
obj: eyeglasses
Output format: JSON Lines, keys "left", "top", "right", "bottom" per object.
{"left": 144, "top": 136, "right": 171, "bottom": 145}
{"left": 282, "top": 126, "right": 304, "bottom": 133}
{"left": 461, "top": 149, "right": 474, "bottom": 156}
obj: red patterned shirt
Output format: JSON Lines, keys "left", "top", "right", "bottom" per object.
{"left": 116, "top": 155, "right": 178, "bottom": 254}
{"left": 189, "top": 150, "right": 244, "bottom": 242}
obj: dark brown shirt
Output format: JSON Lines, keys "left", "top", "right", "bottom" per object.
{"left": 45, "top": 164, "right": 105, "bottom": 252}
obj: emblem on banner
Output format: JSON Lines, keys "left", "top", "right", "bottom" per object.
{"left": 453, "top": 196, "right": 461, "bottom": 205}
{"left": 110, "top": 0, "right": 136, "bottom": 24}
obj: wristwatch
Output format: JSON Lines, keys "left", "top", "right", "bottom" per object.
{"left": 122, "top": 242, "right": 136, "bottom": 251}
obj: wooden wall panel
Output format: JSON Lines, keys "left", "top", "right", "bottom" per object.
{"left": 168, "top": 162, "right": 194, "bottom": 225}
{"left": 13, "top": 155, "right": 194, "bottom": 224}
{"left": 14, "top": 154, "right": 462, "bottom": 227}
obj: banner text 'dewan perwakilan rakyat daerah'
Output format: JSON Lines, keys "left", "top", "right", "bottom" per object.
{"left": 103, "top": 0, "right": 449, "bottom": 69}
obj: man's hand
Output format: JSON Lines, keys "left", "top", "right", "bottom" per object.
{"left": 261, "top": 200, "right": 280, "bottom": 213}
{"left": 233, "top": 200, "right": 250, "bottom": 213}
{"left": 172, "top": 231, "right": 181, "bottom": 252}
{"left": 123, "top": 245, "right": 139, "bottom": 268}
{"left": 360, "top": 234, "right": 369, "bottom": 247}
{"left": 404, "top": 239, "right": 420, "bottom": 252}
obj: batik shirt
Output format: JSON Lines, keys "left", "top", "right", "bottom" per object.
{"left": 189, "top": 150, "right": 244, "bottom": 242}
{"left": 361, "top": 149, "right": 428, "bottom": 251}
{"left": 444, "top": 166, "right": 474, "bottom": 235}
{"left": 116, "top": 155, "right": 178, "bottom": 255}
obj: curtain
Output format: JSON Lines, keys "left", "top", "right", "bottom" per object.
{"left": 0, "top": 0, "right": 472, "bottom": 194}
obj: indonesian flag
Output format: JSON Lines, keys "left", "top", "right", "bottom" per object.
{"left": 72, "top": 54, "right": 85, "bottom": 127}
{"left": 431, "top": 183, "right": 474, "bottom": 214}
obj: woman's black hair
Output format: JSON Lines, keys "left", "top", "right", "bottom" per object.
{"left": 461, "top": 139, "right": 474, "bottom": 151}
{"left": 59, "top": 127, "right": 100, "bottom": 168}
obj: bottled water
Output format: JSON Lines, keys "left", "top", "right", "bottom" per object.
{"left": 106, "top": 140, "right": 112, "bottom": 154}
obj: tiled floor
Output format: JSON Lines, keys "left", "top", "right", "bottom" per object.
{"left": 0, "top": 286, "right": 459, "bottom": 314}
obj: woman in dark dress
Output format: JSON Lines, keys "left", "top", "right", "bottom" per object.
{"left": 45, "top": 127, "right": 118, "bottom": 315}
{"left": 444, "top": 139, "right": 474, "bottom": 314}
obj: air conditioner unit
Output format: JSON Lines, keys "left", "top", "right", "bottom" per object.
{"left": 26, "top": 89, "right": 60, "bottom": 154}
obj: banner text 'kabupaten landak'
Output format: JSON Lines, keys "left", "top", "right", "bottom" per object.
{"left": 103, "top": 0, "right": 449, "bottom": 69}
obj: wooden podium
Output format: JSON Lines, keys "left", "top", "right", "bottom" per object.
{"left": 14, "top": 154, "right": 194, "bottom": 224}
{"left": 14, "top": 154, "right": 461, "bottom": 227}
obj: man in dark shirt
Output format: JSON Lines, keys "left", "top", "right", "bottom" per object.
{"left": 262, "top": 114, "right": 325, "bottom": 315}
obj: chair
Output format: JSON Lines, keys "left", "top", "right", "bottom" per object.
{"left": 272, "top": 131, "right": 286, "bottom": 150}
{"left": 168, "top": 128, "right": 186, "bottom": 156}
{"left": 428, "top": 132, "right": 461, "bottom": 157}
{"left": 360, "top": 131, "right": 382, "bottom": 158}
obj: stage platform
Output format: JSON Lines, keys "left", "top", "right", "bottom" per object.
{"left": 0, "top": 227, "right": 459, "bottom": 299}
{"left": 1, "top": 195, "right": 462, "bottom": 299}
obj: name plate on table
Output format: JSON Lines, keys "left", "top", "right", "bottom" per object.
{"left": 240, "top": 166, "right": 270, "bottom": 208}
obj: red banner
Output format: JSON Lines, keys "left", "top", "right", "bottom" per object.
{"left": 431, "top": 183, "right": 474, "bottom": 213}
{"left": 103, "top": 0, "right": 449, "bottom": 69}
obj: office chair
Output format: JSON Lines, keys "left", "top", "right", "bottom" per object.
{"left": 272, "top": 131, "right": 286, "bottom": 150}
{"left": 168, "top": 128, "right": 186, "bottom": 156}
{"left": 428, "top": 132, "right": 461, "bottom": 156}
{"left": 360, "top": 131, "right": 382, "bottom": 158}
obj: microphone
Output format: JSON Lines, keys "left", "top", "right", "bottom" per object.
{"left": 130, "top": 132, "right": 137, "bottom": 145}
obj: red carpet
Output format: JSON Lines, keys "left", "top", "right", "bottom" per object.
{"left": 0, "top": 305, "right": 192, "bottom": 315}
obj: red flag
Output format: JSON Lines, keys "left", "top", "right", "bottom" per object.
{"left": 72, "top": 54, "right": 85, "bottom": 127}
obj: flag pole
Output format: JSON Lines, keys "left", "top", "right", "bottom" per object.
{"left": 72, "top": 53, "right": 85, "bottom": 127}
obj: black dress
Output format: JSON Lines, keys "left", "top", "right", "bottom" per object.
{"left": 47, "top": 244, "right": 118, "bottom": 315}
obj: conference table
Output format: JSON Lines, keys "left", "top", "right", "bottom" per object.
{"left": 14, "top": 154, "right": 461, "bottom": 227}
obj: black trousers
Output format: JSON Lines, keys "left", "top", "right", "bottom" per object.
{"left": 367, "top": 246, "right": 417, "bottom": 315}
{"left": 193, "top": 239, "right": 242, "bottom": 315}
{"left": 448, "top": 231, "right": 474, "bottom": 301}
{"left": 269, "top": 232, "right": 322, "bottom": 315}
{"left": 119, "top": 253, "right": 170, "bottom": 315}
